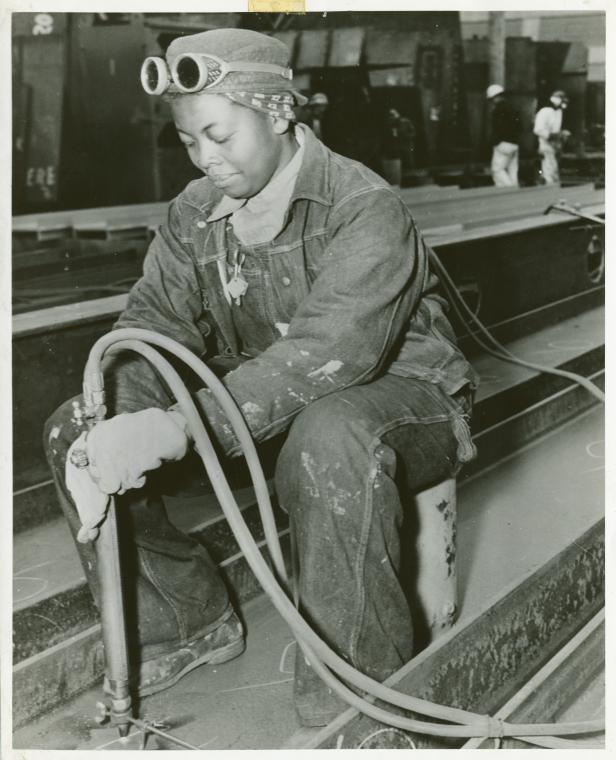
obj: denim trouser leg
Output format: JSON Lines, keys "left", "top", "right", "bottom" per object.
{"left": 43, "top": 353, "right": 230, "bottom": 662}
{"left": 274, "top": 375, "right": 469, "bottom": 725}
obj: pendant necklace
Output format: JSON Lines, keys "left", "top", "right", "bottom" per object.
{"left": 227, "top": 248, "right": 248, "bottom": 305}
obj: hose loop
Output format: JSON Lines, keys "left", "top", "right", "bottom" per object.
{"left": 84, "top": 329, "right": 604, "bottom": 741}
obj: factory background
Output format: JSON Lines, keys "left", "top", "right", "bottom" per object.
{"left": 10, "top": 10, "right": 606, "bottom": 751}
{"left": 12, "top": 10, "right": 605, "bottom": 214}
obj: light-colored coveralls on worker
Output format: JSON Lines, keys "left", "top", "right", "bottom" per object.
{"left": 534, "top": 91, "right": 569, "bottom": 185}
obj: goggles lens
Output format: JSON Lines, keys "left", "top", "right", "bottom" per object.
{"left": 140, "top": 54, "right": 290, "bottom": 96}
{"left": 141, "top": 57, "right": 169, "bottom": 95}
{"left": 176, "top": 56, "right": 207, "bottom": 91}
{"left": 145, "top": 60, "right": 160, "bottom": 91}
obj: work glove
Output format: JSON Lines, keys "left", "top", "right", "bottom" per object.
{"left": 86, "top": 408, "right": 190, "bottom": 493}
{"left": 66, "top": 431, "right": 110, "bottom": 543}
{"left": 65, "top": 408, "right": 190, "bottom": 542}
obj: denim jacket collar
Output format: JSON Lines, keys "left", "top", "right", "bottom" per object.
{"left": 288, "top": 124, "right": 333, "bottom": 208}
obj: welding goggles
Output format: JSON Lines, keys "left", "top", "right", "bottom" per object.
{"left": 140, "top": 53, "right": 293, "bottom": 95}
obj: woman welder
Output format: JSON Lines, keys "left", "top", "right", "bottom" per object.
{"left": 44, "top": 28, "right": 477, "bottom": 728}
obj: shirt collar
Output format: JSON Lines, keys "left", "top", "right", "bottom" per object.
{"left": 289, "top": 124, "right": 332, "bottom": 207}
{"left": 206, "top": 194, "right": 244, "bottom": 223}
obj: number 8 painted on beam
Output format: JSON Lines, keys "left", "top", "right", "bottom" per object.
{"left": 32, "top": 13, "right": 54, "bottom": 35}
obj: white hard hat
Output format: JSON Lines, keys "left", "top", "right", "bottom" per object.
{"left": 309, "top": 92, "right": 329, "bottom": 106}
{"left": 486, "top": 84, "right": 505, "bottom": 99}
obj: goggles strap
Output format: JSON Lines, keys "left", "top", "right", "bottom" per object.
{"left": 225, "top": 60, "right": 293, "bottom": 80}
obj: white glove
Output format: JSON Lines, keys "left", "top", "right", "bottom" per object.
{"left": 85, "top": 408, "right": 190, "bottom": 495}
{"left": 66, "top": 432, "right": 110, "bottom": 543}
{"left": 65, "top": 409, "right": 189, "bottom": 543}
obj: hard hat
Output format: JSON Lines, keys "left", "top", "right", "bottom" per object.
{"left": 551, "top": 89, "right": 568, "bottom": 102}
{"left": 486, "top": 84, "right": 505, "bottom": 99}
{"left": 309, "top": 92, "right": 329, "bottom": 106}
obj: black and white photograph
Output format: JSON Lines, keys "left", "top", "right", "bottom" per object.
{"left": 3, "top": 1, "right": 609, "bottom": 753}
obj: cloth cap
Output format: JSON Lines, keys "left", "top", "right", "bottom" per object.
{"left": 486, "top": 84, "right": 505, "bottom": 99}
{"left": 166, "top": 28, "right": 307, "bottom": 104}
{"left": 309, "top": 92, "right": 329, "bottom": 106}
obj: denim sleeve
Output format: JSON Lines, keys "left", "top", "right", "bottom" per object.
{"left": 113, "top": 197, "right": 205, "bottom": 356}
{"left": 194, "top": 188, "right": 430, "bottom": 456}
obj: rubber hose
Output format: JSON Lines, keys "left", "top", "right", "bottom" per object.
{"left": 85, "top": 329, "right": 604, "bottom": 741}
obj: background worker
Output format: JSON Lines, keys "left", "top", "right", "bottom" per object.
{"left": 534, "top": 89, "right": 571, "bottom": 185}
{"left": 486, "top": 84, "right": 522, "bottom": 187}
{"left": 44, "top": 28, "right": 477, "bottom": 728}
{"left": 299, "top": 91, "right": 330, "bottom": 142}
{"left": 380, "top": 108, "right": 416, "bottom": 187}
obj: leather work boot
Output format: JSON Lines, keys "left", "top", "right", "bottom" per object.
{"left": 104, "top": 608, "right": 245, "bottom": 698}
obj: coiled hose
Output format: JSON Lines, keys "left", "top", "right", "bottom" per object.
{"left": 83, "top": 328, "right": 604, "bottom": 747}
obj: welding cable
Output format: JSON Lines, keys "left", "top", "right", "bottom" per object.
{"left": 428, "top": 249, "right": 605, "bottom": 402}
{"left": 84, "top": 329, "right": 604, "bottom": 741}
{"left": 100, "top": 340, "right": 286, "bottom": 584}
{"left": 544, "top": 203, "right": 605, "bottom": 226}
{"left": 513, "top": 735, "right": 604, "bottom": 750}
{"left": 427, "top": 249, "right": 605, "bottom": 403}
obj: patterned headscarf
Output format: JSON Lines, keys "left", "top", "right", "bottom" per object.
{"left": 225, "top": 91, "right": 298, "bottom": 121}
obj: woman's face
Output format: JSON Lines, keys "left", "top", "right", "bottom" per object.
{"left": 171, "top": 93, "right": 290, "bottom": 199}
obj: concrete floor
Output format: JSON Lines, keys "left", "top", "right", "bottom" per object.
{"left": 13, "top": 406, "right": 604, "bottom": 750}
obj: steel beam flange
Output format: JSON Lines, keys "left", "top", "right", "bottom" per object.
{"left": 286, "top": 519, "right": 604, "bottom": 750}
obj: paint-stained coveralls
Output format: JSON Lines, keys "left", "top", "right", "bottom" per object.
{"left": 45, "top": 123, "right": 478, "bottom": 726}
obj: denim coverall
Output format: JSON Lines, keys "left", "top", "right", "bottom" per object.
{"left": 45, "top": 126, "right": 478, "bottom": 724}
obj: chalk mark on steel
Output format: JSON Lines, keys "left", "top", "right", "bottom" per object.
{"left": 279, "top": 639, "right": 296, "bottom": 674}
{"left": 220, "top": 677, "right": 293, "bottom": 694}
